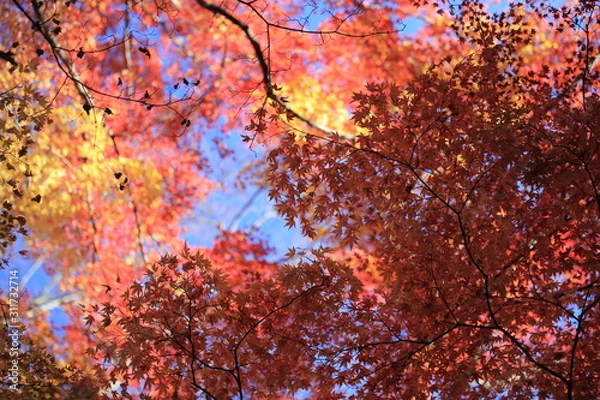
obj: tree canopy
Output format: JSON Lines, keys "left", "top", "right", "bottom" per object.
{"left": 0, "top": 0, "right": 599, "bottom": 399}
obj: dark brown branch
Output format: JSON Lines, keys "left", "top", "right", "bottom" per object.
{"left": 27, "top": 0, "right": 94, "bottom": 109}
{"left": 194, "top": 0, "right": 342, "bottom": 137}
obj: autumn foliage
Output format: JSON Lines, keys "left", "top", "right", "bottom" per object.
{"left": 0, "top": 0, "right": 599, "bottom": 399}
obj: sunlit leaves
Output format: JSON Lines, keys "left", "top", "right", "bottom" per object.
{"left": 0, "top": 68, "right": 50, "bottom": 265}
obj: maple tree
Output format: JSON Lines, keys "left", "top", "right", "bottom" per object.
{"left": 1, "top": 0, "right": 599, "bottom": 399}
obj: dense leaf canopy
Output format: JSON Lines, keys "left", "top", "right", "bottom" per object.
{"left": 0, "top": 0, "right": 598, "bottom": 399}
